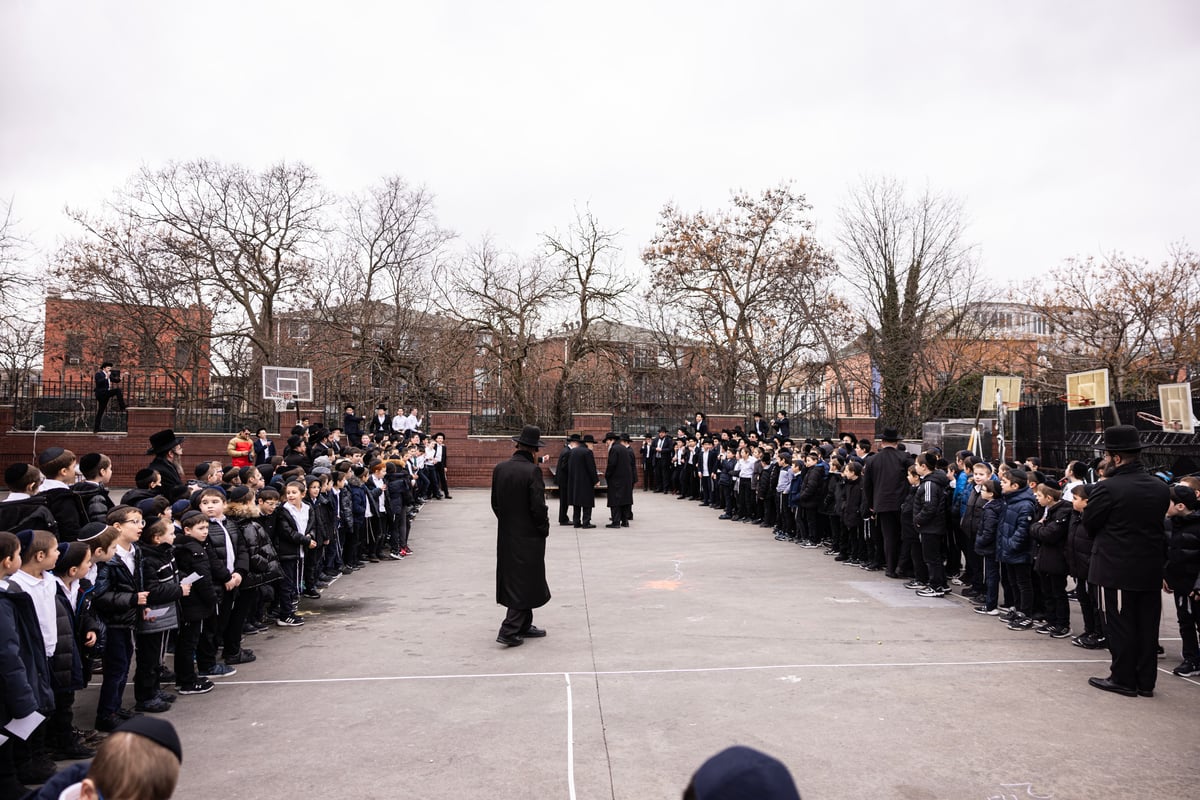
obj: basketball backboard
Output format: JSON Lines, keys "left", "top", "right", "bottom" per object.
{"left": 1066, "top": 368, "right": 1110, "bottom": 410}
{"left": 1158, "top": 382, "right": 1195, "bottom": 433}
{"left": 980, "top": 376, "right": 1022, "bottom": 411}
{"left": 262, "top": 366, "right": 314, "bottom": 402}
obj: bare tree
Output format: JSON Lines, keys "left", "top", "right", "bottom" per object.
{"left": 837, "top": 177, "right": 980, "bottom": 434}
{"left": 304, "top": 176, "right": 458, "bottom": 396}
{"left": 434, "top": 240, "right": 564, "bottom": 423}
{"left": 540, "top": 209, "right": 638, "bottom": 429}
{"left": 0, "top": 199, "right": 42, "bottom": 397}
{"left": 643, "top": 184, "right": 838, "bottom": 412}
{"left": 1028, "top": 245, "right": 1200, "bottom": 399}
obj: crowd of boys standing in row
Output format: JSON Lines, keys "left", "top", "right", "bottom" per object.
{"left": 0, "top": 405, "right": 450, "bottom": 800}
{"left": 633, "top": 413, "right": 1200, "bottom": 699}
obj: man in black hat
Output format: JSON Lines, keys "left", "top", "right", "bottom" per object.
{"left": 555, "top": 435, "right": 580, "bottom": 526}
{"left": 652, "top": 426, "right": 672, "bottom": 493}
{"left": 605, "top": 433, "right": 635, "bottom": 528}
{"left": 92, "top": 362, "right": 126, "bottom": 433}
{"left": 861, "top": 426, "right": 910, "bottom": 575}
{"left": 567, "top": 435, "right": 599, "bottom": 528}
{"left": 491, "top": 425, "right": 552, "bottom": 647}
{"left": 1083, "top": 424, "right": 1170, "bottom": 697}
{"left": 145, "top": 429, "right": 185, "bottom": 499}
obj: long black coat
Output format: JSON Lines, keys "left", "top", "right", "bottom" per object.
{"left": 605, "top": 443, "right": 634, "bottom": 508}
{"left": 492, "top": 450, "right": 551, "bottom": 610}
{"left": 861, "top": 446, "right": 910, "bottom": 514}
{"left": 1083, "top": 461, "right": 1170, "bottom": 591}
{"left": 148, "top": 455, "right": 183, "bottom": 499}
{"left": 566, "top": 446, "right": 599, "bottom": 509}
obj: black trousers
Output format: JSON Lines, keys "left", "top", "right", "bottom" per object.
{"left": 175, "top": 617, "right": 209, "bottom": 685}
{"left": 93, "top": 388, "right": 126, "bottom": 432}
{"left": 223, "top": 586, "right": 257, "bottom": 657}
{"left": 498, "top": 607, "right": 533, "bottom": 638}
{"left": 572, "top": 506, "right": 592, "bottom": 526}
{"left": 1039, "top": 571, "right": 1070, "bottom": 628}
{"left": 134, "top": 631, "right": 167, "bottom": 702}
{"left": 1100, "top": 587, "right": 1161, "bottom": 691}
{"left": 921, "top": 532, "right": 945, "bottom": 589}
{"left": 876, "top": 511, "right": 901, "bottom": 571}
{"left": 558, "top": 491, "right": 571, "bottom": 524}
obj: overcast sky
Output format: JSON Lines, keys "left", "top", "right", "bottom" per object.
{"left": 3, "top": 1, "right": 1198, "bottom": 281}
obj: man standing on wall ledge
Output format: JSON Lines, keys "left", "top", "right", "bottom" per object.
{"left": 492, "top": 425, "right": 552, "bottom": 648}
{"left": 93, "top": 361, "right": 127, "bottom": 433}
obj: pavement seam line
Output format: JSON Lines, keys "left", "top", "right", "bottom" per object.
{"left": 574, "top": 526, "right": 618, "bottom": 800}
{"left": 565, "top": 672, "right": 576, "bottom": 800}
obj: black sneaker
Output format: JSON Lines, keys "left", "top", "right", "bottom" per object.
{"left": 276, "top": 614, "right": 305, "bottom": 627}
{"left": 1172, "top": 659, "right": 1200, "bottom": 677}
{"left": 301, "top": 589, "right": 322, "bottom": 599}
{"left": 1048, "top": 626, "right": 1072, "bottom": 639}
{"left": 176, "top": 680, "right": 215, "bottom": 695}
{"left": 1007, "top": 615, "right": 1035, "bottom": 631}
{"left": 134, "top": 697, "right": 172, "bottom": 713}
{"left": 157, "top": 667, "right": 176, "bottom": 684}
{"left": 225, "top": 650, "right": 257, "bottom": 665}
{"left": 155, "top": 690, "right": 177, "bottom": 704}
{"left": 49, "top": 735, "right": 96, "bottom": 761}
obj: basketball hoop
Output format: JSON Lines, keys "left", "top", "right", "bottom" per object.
{"left": 268, "top": 391, "right": 294, "bottom": 413}
{"left": 1059, "top": 394, "right": 1094, "bottom": 407}
{"left": 1136, "top": 411, "right": 1165, "bottom": 427}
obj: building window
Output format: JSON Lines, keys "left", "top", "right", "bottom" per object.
{"left": 65, "top": 333, "right": 84, "bottom": 366}
{"left": 173, "top": 339, "right": 192, "bottom": 371}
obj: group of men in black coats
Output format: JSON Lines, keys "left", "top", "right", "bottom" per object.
{"left": 553, "top": 432, "right": 637, "bottom": 530}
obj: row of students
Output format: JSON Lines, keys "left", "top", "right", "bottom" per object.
{"left": 0, "top": 438, "right": 432, "bottom": 798}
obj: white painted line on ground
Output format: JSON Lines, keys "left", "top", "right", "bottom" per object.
{"left": 565, "top": 673, "right": 576, "bottom": 800}
{"left": 215, "top": 657, "right": 1126, "bottom": 687}
{"left": 1158, "top": 668, "right": 1200, "bottom": 688}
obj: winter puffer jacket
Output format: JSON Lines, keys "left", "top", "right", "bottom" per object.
{"left": 0, "top": 496, "right": 59, "bottom": 535}
{"left": 40, "top": 487, "right": 88, "bottom": 542}
{"left": 1166, "top": 511, "right": 1200, "bottom": 588}
{"left": 1065, "top": 510, "right": 1092, "bottom": 580}
{"left": 841, "top": 479, "right": 864, "bottom": 530}
{"left": 996, "top": 487, "right": 1037, "bottom": 565}
{"left": 173, "top": 537, "right": 221, "bottom": 623}
{"left": 975, "top": 499, "right": 1003, "bottom": 558}
{"left": 273, "top": 504, "right": 315, "bottom": 561}
{"left": 1031, "top": 499, "right": 1072, "bottom": 576}
{"left": 798, "top": 462, "right": 827, "bottom": 509}
{"left": 900, "top": 484, "right": 918, "bottom": 542}
{"left": 92, "top": 547, "right": 143, "bottom": 629}
{"left": 0, "top": 583, "right": 53, "bottom": 720}
{"left": 913, "top": 471, "right": 951, "bottom": 536}
{"left": 71, "top": 482, "right": 114, "bottom": 524}
{"left": 960, "top": 485, "right": 985, "bottom": 539}
{"left": 225, "top": 501, "right": 283, "bottom": 589}
{"left": 205, "top": 516, "right": 248, "bottom": 596}
{"left": 50, "top": 586, "right": 83, "bottom": 692}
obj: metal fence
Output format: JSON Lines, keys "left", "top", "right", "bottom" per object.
{"left": 4, "top": 375, "right": 851, "bottom": 436}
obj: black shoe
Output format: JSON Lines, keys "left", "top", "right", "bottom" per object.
{"left": 580, "top": 523, "right": 596, "bottom": 529}
{"left": 134, "top": 697, "right": 172, "bottom": 713}
{"left": 176, "top": 679, "right": 215, "bottom": 695}
{"left": 301, "top": 589, "right": 321, "bottom": 599}
{"left": 158, "top": 667, "right": 176, "bottom": 684}
{"left": 94, "top": 714, "right": 123, "bottom": 732}
{"left": 605, "top": 523, "right": 621, "bottom": 528}
{"left": 496, "top": 634, "right": 524, "bottom": 647}
{"left": 114, "top": 708, "right": 140, "bottom": 720}
{"left": 49, "top": 735, "right": 95, "bottom": 761}
{"left": 621, "top": 521, "right": 629, "bottom": 527}
{"left": 155, "top": 690, "right": 177, "bottom": 703}
{"left": 16, "top": 755, "right": 56, "bottom": 784}
{"left": 225, "top": 650, "right": 257, "bottom": 665}
{"left": 521, "top": 625, "right": 547, "bottom": 638}
{"left": 1137, "top": 689, "right": 1154, "bottom": 697}
{"left": 1088, "top": 676, "right": 1137, "bottom": 697}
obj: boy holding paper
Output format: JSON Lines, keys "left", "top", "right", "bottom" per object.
{"left": 133, "top": 520, "right": 189, "bottom": 714}
{"left": 172, "top": 511, "right": 224, "bottom": 695}
{"left": 0, "top": 530, "right": 56, "bottom": 797}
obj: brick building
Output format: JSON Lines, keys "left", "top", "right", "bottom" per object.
{"left": 42, "top": 295, "right": 213, "bottom": 391}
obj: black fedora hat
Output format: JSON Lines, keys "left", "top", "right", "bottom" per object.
{"left": 146, "top": 429, "right": 185, "bottom": 455}
{"left": 880, "top": 426, "right": 901, "bottom": 442}
{"left": 581, "top": 434, "right": 596, "bottom": 444}
{"left": 1102, "top": 424, "right": 1143, "bottom": 453}
{"left": 567, "top": 433, "right": 582, "bottom": 442}
{"left": 512, "top": 425, "right": 545, "bottom": 449}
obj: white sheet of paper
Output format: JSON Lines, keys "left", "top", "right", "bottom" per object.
{"left": 144, "top": 607, "right": 166, "bottom": 620}
{"left": 180, "top": 572, "right": 202, "bottom": 586}
{"left": 0, "top": 732, "right": 8, "bottom": 746}
{"left": 4, "top": 710, "right": 45, "bottom": 740}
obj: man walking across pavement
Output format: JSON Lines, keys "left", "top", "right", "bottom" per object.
{"left": 492, "top": 425, "right": 552, "bottom": 648}
{"left": 605, "top": 432, "right": 634, "bottom": 528}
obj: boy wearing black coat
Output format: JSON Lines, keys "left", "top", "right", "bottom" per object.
{"left": 173, "top": 511, "right": 222, "bottom": 695}
{"left": 1030, "top": 484, "right": 1073, "bottom": 637}
{"left": 1, "top": 531, "right": 56, "bottom": 797}
{"left": 1164, "top": 482, "right": 1200, "bottom": 678}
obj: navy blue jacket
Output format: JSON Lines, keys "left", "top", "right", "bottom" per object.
{"left": 996, "top": 487, "right": 1037, "bottom": 564}
{"left": 0, "top": 583, "right": 53, "bottom": 720}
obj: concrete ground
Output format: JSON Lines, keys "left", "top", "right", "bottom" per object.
{"left": 77, "top": 489, "right": 1199, "bottom": 799}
